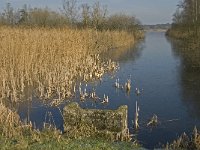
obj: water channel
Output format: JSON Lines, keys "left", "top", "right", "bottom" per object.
{"left": 18, "top": 31, "right": 200, "bottom": 149}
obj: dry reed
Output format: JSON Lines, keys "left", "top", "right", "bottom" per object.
{"left": 0, "top": 26, "right": 135, "bottom": 104}
{"left": 0, "top": 104, "right": 21, "bottom": 137}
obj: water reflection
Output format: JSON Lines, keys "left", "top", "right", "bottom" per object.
{"left": 100, "top": 39, "right": 145, "bottom": 62}
{"left": 181, "top": 70, "right": 200, "bottom": 118}
{"left": 17, "top": 32, "right": 200, "bottom": 149}
{"left": 169, "top": 37, "right": 200, "bottom": 119}
{"left": 17, "top": 41, "right": 144, "bottom": 130}
{"left": 168, "top": 37, "right": 200, "bottom": 68}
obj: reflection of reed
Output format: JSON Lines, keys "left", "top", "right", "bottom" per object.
{"left": 134, "top": 101, "right": 139, "bottom": 130}
{"left": 168, "top": 37, "right": 200, "bottom": 69}
{"left": 180, "top": 68, "right": 200, "bottom": 118}
{"left": 168, "top": 37, "right": 200, "bottom": 118}
{"left": 100, "top": 40, "right": 144, "bottom": 63}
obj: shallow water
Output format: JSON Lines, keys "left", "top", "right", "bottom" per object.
{"left": 18, "top": 31, "right": 200, "bottom": 149}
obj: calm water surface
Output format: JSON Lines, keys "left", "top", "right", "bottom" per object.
{"left": 18, "top": 32, "right": 200, "bottom": 149}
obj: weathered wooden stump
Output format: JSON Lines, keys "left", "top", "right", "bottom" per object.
{"left": 63, "top": 102, "right": 130, "bottom": 141}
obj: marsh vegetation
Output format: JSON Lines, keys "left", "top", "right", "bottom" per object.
{"left": 4, "top": 0, "right": 200, "bottom": 149}
{"left": 0, "top": 26, "right": 135, "bottom": 106}
{"left": 0, "top": 1, "right": 145, "bottom": 149}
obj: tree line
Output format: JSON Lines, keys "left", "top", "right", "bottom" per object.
{"left": 0, "top": 0, "right": 142, "bottom": 35}
{"left": 170, "top": 0, "right": 200, "bottom": 37}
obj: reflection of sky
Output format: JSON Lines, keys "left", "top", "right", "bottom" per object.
{"left": 0, "top": 0, "right": 179, "bottom": 24}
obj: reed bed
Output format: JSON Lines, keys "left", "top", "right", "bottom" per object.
{"left": 0, "top": 104, "right": 22, "bottom": 137}
{"left": 0, "top": 26, "right": 135, "bottom": 104}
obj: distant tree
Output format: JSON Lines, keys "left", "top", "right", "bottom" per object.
{"left": 0, "top": 0, "right": 142, "bottom": 33}
{"left": 173, "top": 0, "right": 200, "bottom": 25}
{"left": 28, "top": 8, "right": 49, "bottom": 27}
{"left": 2, "top": 3, "right": 15, "bottom": 25}
{"left": 81, "top": 3, "right": 91, "bottom": 27}
{"left": 61, "top": 0, "right": 78, "bottom": 25}
{"left": 28, "top": 7, "right": 67, "bottom": 27}
{"left": 91, "top": 2, "right": 107, "bottom": 29}
{"left": 107, "top": 13, "right": 141, "bottom": 34}
{"left": 172, "top": 9, "right": 183, "bottom": 24}
{"left": 171, "top": 0, "right": 200, "bottom": 36}
{"left": 18, "top": 4, "right": 29, "bottom": 24}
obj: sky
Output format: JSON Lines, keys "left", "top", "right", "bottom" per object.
{"left": 0, "top": 0, "right": 180, "bottom": 25}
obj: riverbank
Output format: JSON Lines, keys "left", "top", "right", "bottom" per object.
{"left": 166, "top": 26, "right": 200, "bottom": 40}
{"left": 166, "top": 27, "right": 200, "bottom": 69}
{"left": 0, "top": 101, "right": 143, "bottom": 150}
{"left": 0, "top": 26, "right": 144, "bottom": 149}
{"left": 0, "top": 135, "right": 142, "bottom": 150}
{"left": 165, "top": 26, "right": 200, "bottom": 149}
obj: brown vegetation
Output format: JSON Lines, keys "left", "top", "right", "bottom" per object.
{"left": 0, "top": 27, "right": 135, "bottom": 105}
{"left": 0, "top": 104, "right": 23, "bottom": 138}
{"left": 0, "top": 1, "right": 143, "bottom": 149}
{"left": 166, "top": 127, "right": 200, "bottom": 150}
{"left": 166, "top": 0, "right": 200, "bottom": 39}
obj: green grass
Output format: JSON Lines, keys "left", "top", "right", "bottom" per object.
{"left": 0, "top": 128, "right": 144, "bottom": 150}
{"left": 0, "top": 136, "right": 143, "bottom": 150}
{"left": 30, "top": 138, "right": 142, "bottom": 150}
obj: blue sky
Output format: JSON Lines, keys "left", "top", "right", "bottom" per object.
{"left": 0, "top": 0, "right": 180, "bottom": 25}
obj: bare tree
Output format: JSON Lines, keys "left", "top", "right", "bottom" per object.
{"left": 171, "top": 0, "right": 200, "bottom": 35}
{"left": 0, "top": 0, "right": 142, "bottom": 33}
{"left": 3, "top": 3, "right": 15, "bottom": 25}
{"left": 81, "top": 4, "right": 90, "bottom": 27}
{"left": 18, "top": 4, "right": 29, "bottom": 24}
{"left": 172, "top": 9, "right": 183, "bottom": 24}
{"left": 62, "top": 0, "right": 78, "bottom": 25}
{"left": 91, "top": 2, "right": 107, "bottom": 29}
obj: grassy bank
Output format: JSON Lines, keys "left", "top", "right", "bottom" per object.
{"left": 0, "top": 135, "right": 142, "bottom": 150}
{"left": 0, "top": 100, "right": 142, "bottom": 150}
{"left": 0, "top": 104, "right": 143, "bottom": 150}
{"left": 0, "top": 133, "right": 142, "bottom": 150}
{"left": 166, "top": 26, "right": 200, "bottom": 40}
